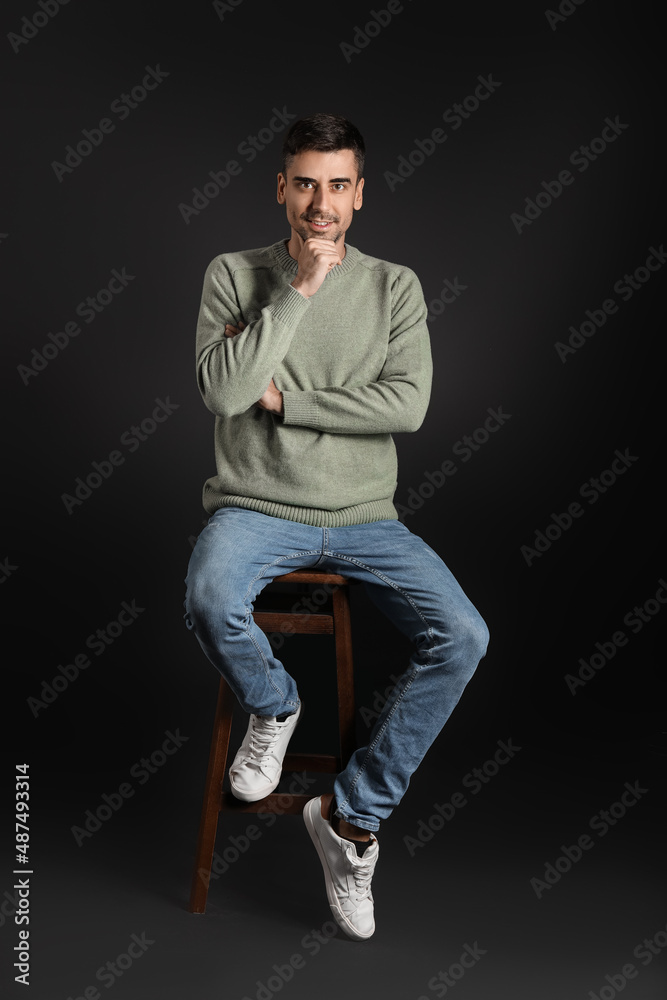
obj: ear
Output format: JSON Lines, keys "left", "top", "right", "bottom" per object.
{"left": 354, "top": 177, "right": 364, "bottom": 210}
{"left": 277, "top": 172, "right": 286, "bottom": 204}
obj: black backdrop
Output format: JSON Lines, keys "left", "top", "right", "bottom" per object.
{"left": 3, "top": 2, "right": 666, "bottom": 998}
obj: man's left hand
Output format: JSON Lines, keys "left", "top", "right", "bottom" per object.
{"left": 256, "top": 378, "right": 284, "bottom": 415}
{"left": 224, "top": 320, "right": 283, "bottom": 415}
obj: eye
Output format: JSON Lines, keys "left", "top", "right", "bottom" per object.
{"left": 332, "top": 184, "right": 345, "bottom": 191}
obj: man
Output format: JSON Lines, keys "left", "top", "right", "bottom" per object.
{"left": 184, "top": 113, "right": 489, "bottom": 941}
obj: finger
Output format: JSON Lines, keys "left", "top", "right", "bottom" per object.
{"left": 306, "top": 237, "right": 341, "bottom": 251}
{"left": 304, "top": 237, "right": 339, "bottom": 249}
{"left": 309, "top": 246, "right": 342, "bottom": 263}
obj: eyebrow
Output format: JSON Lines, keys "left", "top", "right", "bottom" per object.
{"left": 292, "top": 175, "right": 352, "bottom": 184}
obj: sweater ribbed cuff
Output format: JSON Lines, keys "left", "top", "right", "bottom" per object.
{"left": 269, "top": 284, "right": 311, "bottom": 326}
{"left": 280, "top": 390, "right": 320, "bottom": 428}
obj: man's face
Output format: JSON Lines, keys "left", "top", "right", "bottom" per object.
{"left": 277, "top": 149, "right": 364, "bottom": 246}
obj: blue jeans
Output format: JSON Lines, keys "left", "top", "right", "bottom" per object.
{"left": 183, "top": 507, "right": 489, "bottom": 832}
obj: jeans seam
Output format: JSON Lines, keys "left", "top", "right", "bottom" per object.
{"left": 338, "top": 667, "right": 419, "bottom": 822}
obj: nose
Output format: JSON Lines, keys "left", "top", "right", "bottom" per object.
{"left": 310, "top": 186, "right": 332, "bottom": 215}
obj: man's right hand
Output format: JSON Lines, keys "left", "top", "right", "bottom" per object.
{"left": 290, "top": 233, "right": 342, "bottom": 299}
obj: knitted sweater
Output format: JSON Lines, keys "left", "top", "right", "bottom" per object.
{"left": 195, "top": 239, "right": 433, "bottom": 527}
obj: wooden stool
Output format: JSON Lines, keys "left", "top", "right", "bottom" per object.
{"left": 189, "top": 569, "right": 355, "bottom": 914}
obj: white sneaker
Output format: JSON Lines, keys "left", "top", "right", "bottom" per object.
{"left": 303, "top": 795, "right": 379, "bottom": 941}
{"left": 229, "top": 702, "right": 302, "bottom": 802}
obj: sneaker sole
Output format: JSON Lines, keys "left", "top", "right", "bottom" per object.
{"left": 229, "top": 701, "right": 304, "bottom": 803}
{"left": 303, "top": 797, "right": 374, "bottom": 941}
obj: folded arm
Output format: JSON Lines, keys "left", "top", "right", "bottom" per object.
{"left": 280, "top": 269, "right": 433, "bottom": 434}
{"left": 195, "top": 256, "right": 310, "bottom": 418}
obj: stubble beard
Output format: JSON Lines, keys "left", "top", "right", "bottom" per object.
{"left": 296, "top": 215, "right": 344, "bottom": 245}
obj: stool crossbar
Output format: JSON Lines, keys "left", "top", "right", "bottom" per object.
{"left": 189, "top": 569, "right": 356, "bottom": 914}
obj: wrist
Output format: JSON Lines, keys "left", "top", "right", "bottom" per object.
{"left": 290, "top": 277, "right": 312, "bottom": 299}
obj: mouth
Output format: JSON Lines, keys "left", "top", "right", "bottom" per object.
{"left": 306, "top": 219, "right": 335, "bottom": 231}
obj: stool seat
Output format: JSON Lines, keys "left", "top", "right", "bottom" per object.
{"left": 189, "top": 568, "right": 356, "bottom": 913}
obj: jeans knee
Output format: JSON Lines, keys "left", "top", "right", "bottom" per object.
{"left": 470, "top": 612, "right": 490, "bottom": 661}
{"left": 184, "top": 578, "right": 221, "bottom": 633}
{"left": 445, "top": 608, "right": 489, "bottom": 667}
{"left": 185, "top": 572, "right": 252, "bottom": 644}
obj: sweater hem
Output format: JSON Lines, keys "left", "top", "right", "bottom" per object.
{"left": 203, "top": 493, "right": 398, "bottom": 527}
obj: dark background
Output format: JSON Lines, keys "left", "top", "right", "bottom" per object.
{"left": 2, "top": 1, "right": 666, "bottom": 997}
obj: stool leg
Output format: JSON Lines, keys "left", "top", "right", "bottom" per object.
{"left": 333, "top": 587, "right": 356, "bottom": 768}
{"left": 189, "top": 676, "right": 235, "bottom": 913}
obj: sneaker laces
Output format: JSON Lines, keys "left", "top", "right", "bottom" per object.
{"left": 244, "top": 717, "right": 283, "bottom": 771}
{"left": 350, "top": 851, "right": 376, "bottom": 901}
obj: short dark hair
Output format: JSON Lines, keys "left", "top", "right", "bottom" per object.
{"left": 282, "top": 113, "right": 365, "bottom": 183}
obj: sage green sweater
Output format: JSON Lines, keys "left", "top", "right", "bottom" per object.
{"left": 195, "top": 239, "right": 433, "bottom": 527}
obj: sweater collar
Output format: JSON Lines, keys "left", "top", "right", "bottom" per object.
{"left": 271, "top": 239, "right": 361, "bottom": 278}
